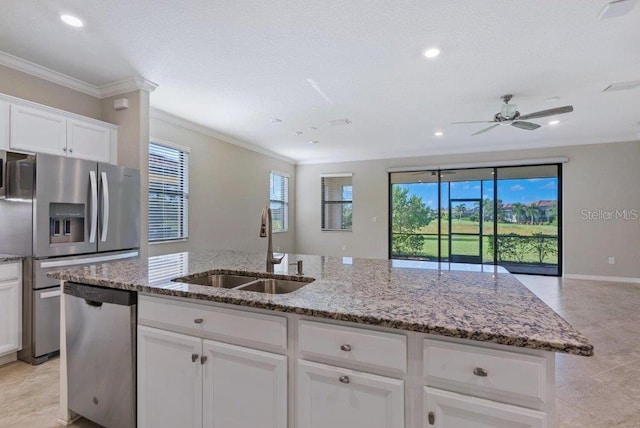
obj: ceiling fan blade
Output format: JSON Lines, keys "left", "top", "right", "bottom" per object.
{"left": 472, "top": 124, "right": 500, "bottom": 136}
{"left": 511, "top": 121, "right": 541, "bottom": 131}
{"left": 451, "top": 121, "right": 496, "bottom": 124}
{"left": 518, "top": 105, "right": 573, "bottom": 120}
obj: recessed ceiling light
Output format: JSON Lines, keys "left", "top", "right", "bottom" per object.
{"left": 548, "top": 120, "right": 560, "bottom": 125}
{"left": 309, "top": 140, "right": 319, "bottom": 145}
{"left": 424, "top": 48, "right": 441, "bottom": 59}
{"left": 293, "top": 131, "right": 303, "bottom": 136}
{"left": 545, "top": 96, "right": 560, "bottom": 102}
{"left": 434, "top": 131, "right": 444, "bottom": 136}
{"left": 60, "top": 14, "right": 84, "bottom": 28}
{"left": 309, "top": 127, "right": 317, "bottom": 130}
{"left": 270, "top": 118, "right": 282, "bottom": 124}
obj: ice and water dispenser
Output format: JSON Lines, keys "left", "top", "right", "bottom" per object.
{"left": 49, "top": 203, "right": 85, "bottom": 244}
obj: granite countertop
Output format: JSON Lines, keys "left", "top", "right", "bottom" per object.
{"left": 0, "top": 253, "right": 24, "bottom": 262}
{"left": 48, "top": 250, "right": 593, "bottom": 356}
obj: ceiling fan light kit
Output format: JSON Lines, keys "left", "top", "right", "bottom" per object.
{"left": 452, "top": 94, "right": 574, "bottom": 136}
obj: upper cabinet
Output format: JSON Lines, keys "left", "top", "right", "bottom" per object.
{"left": 0, "top": 95, "right": 117, "bottom": 164}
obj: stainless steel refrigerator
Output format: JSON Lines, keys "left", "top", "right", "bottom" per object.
{"left": 0, "top": 151, "right": 140, "bottom": 364}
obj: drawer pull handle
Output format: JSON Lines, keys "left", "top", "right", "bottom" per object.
{"left": 473, "top": 367, "right": 488, "bottom": 377}
{"left": 201, "top": 355, "right": 208, "bottom": 365}
{"left": 340, "top": 344, "right": 352, "bottom": 352}
{"left": 191, "top": 353, "right": 199, "bottom": 363}
{"left": 338, "top": 375, "right": 350, "bottom": 384}
{"left": 194, "top": 318, "right": 204, "bottom": 324}
{"left": 428, "top": 411, "right": 435, "bottom": 425}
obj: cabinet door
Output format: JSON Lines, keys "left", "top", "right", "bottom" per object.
{"left": 0, "top": 280, "right": 21, "bottom": 355}
{"left": 137, "top": 326, "right": 203, "bottom": 428}
{"left": 424, "top": 387, "right": 547, "bottom": 428}
{"left": 202, "top": 340, "right": 287, "bottom": 428}
{"left": 0, "top": 100, "right": 9, "bottom": 150}
{"left": 10, "top": 104, "right": 67, "bottom": 155}
{"left": 67, "top": 119, "right": 112, "bottom": 162}
{"left": 297, "top": 359, "right": 404, "bottom": 428}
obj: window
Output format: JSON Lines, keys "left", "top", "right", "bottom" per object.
{"left": 321, "top": 174, "right": 353, "bottom": 231}
{"left": 148, "top": 141, "right": 189, "bottom": 242}
{"left": 270, "top": 171, "right": 289, "bottom": 232}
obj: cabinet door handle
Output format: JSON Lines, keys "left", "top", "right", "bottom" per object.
{"left": 62, "top": 147, "right": 67, "bottom": 152}
{"left": 340, "top": 344, "right": 352, "bottom": 352}
{"left": 428, "top": 411, "right": 435, "bottom": 425}
{"left": 201, "top": 355, "right": 208, "bottom": 365}
{"left": 69, "top": 148, "right": 73, "bottom": 153}
{"left": 194, "top": 318, "right": 203, "bottom": 324}
{"left": 338, "top": 375, "right": 350, "bottom": 384}
{"left": 191, "top": 353, "right": 199, "bottom": 363}
{"left": 473, "top": 367, "right": 488, "bottom": 377}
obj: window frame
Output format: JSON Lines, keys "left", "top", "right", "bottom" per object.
{"left": 148, "top": 139, "right": 190, "bottom": 243}
{"left": 321, "top": 173, "right": 353, "bottom": 232}
{"left": 269, "top": 170, "right": 289, "bottom": 233}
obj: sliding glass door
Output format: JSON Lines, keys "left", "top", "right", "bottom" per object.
{"left": 389, "top": 164, "right": 561, "bottom": 276}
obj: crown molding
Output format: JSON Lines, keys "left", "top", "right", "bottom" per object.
{"left": 150, "top": 108, "right": 296, "bottom": 165}
{"left": 0, "top": 50, "right": 101, "bottom": 97}
{"left": 98, "top": 77, "right": 158, "bottom": 98}
{"left": 0, "top": 50, "right": 157, "bottom": 98}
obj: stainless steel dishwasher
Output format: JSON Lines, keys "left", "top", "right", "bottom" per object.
{"left": 64, "top": 282, "right": 137, "bottom": 428}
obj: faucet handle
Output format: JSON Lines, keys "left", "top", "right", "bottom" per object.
{"left": 289, "top": 260, "right": 303, "bottom": 275}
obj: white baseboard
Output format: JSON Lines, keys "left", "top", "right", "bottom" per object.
{"left": 0, "top": 352, "right": 17, "bottom": 366}
{"left": 563, "top": 274, "right": 640, "bottom": 284}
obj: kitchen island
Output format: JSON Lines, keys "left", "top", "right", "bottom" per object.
{"left": 50, "top": 250, "right": 592, "bottom": 428}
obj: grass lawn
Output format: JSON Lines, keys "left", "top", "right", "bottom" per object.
{"left": 393, "top": 219, "right": 559, "bottom": 264}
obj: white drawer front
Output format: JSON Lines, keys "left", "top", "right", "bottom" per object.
{"left": 0, "top": 262, "right": 20, "bottom": 282}
{"left": 298, "top": 320, "right": 407, "bottom": 374}
{"left": 138, "top": 295, "right": 287, "bottom": 352}
{"left": 424, "top": 339, "right": 547, "bottom": 409}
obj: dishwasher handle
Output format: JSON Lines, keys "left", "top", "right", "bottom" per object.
{"left": 64, "top": 282, "right": 137, "bottom": 306}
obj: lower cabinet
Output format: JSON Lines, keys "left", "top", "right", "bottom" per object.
{"left": 296, "top": 359, "right": 405, "bottom": 428}
{"left": 424, "top": 387, "right": 547, "bottom": 428}
{"left": 138, "top": 326, "right": 287, "bottom": 428}
{"left": 0, "top": 262, "right": 22, "bottom": 357}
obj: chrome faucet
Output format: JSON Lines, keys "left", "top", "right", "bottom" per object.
{"left": 259, "top": 205, "right": 284, "bottom": 273}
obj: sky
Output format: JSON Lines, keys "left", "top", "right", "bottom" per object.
{"left": 399, "top": 178, "right": 558, "bottom": 209}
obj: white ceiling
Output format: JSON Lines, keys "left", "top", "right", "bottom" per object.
{"left": 1, "top": 0, "right": 639, "bottom": 164}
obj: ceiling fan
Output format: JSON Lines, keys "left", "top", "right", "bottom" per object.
{"left": 452, "top": 94, "right": 574, "bottom": 136}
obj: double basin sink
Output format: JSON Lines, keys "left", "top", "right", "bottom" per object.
{"left": 173, "top": 272, "right": 315, "bottom": 294}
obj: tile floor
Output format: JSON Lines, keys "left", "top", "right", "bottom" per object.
{"left": 0, "top": 275, "right": 639, "bottom": 427}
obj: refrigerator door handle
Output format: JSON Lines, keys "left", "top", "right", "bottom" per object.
{"left": 100, "top": 171, "right": 109, "bottom": 242}
{"left": 89, "top": 170, "right": 98, "bottom": 243}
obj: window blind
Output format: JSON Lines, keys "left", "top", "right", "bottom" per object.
{"left": 148, "top": 142, "right": 189, "bottom": 242}
{"left": 270, "top": 171, "right": 289, "bottom": 232}
{"left": 321, "top": 175, "right": 353, "bottom": 231}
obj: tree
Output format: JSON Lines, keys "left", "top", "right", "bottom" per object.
{"left": 511, "top": 203, "right": 526, "bottom": 224}
{"left": 546, "top": 201, "right": 558, "bottom": 223}
{"left": 525, "top": 205, "right": 538, "bottom": 224}
{"left": 528, "top": 233, "right": 558, "bottom": 264}
{"left": 391, "top": 187, "right": 434, "bottom": 256}
{"left": 454, "top": 204, "right": 467, "bottom": 220}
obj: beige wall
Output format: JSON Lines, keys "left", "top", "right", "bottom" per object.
{"left": 149, "top": 116, "right": 296, "bottom": 256}
{"left": 295, "top": 141, "right": 640, "bottom": 280}
{"left": 101, "top": 90, "right": 151, "bottom": 256}
{"left": 0, "top": 64, "right": 102, "bottom": 119}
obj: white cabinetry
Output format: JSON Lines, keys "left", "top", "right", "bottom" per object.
{"left": 297, "top": 359, "right": 404, "bottom": 428}
{"left": 296, "top": 320, "right": 406, "bottom": 428}
{"left": 66, "top": 119, "right": 113, "bottom": 162}
{"left": 137, "top": 297, "right": 288, "bottom": 428}
{"left": 137, "top": 326, "right": 202, "bottom": 428}
{"left": 202, "top": 340, "right": 287, "bottom": 428}
{"left": 424, "top": 387, "right": 547, "bottom": 428}
{"left": 423, "top": 339, "right": 553, "bottom": 427}
{"left": 0, "top": 261, "right": 22, "bottom": 357}
{"left": 0, "top": 94, "right": 117, "bottom": 163}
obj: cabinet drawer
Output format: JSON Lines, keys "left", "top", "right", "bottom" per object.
{"left": 0, "top": 262, "right": 20, "bottom": 282}
{"left": 298, "top": 320, "right": 407, "bottom": 374}
{"left": 424, "top": 339, "right": 548, "bottom": 409}
{"left": 138, "top": 296, "right": 287, "bottom": 352}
